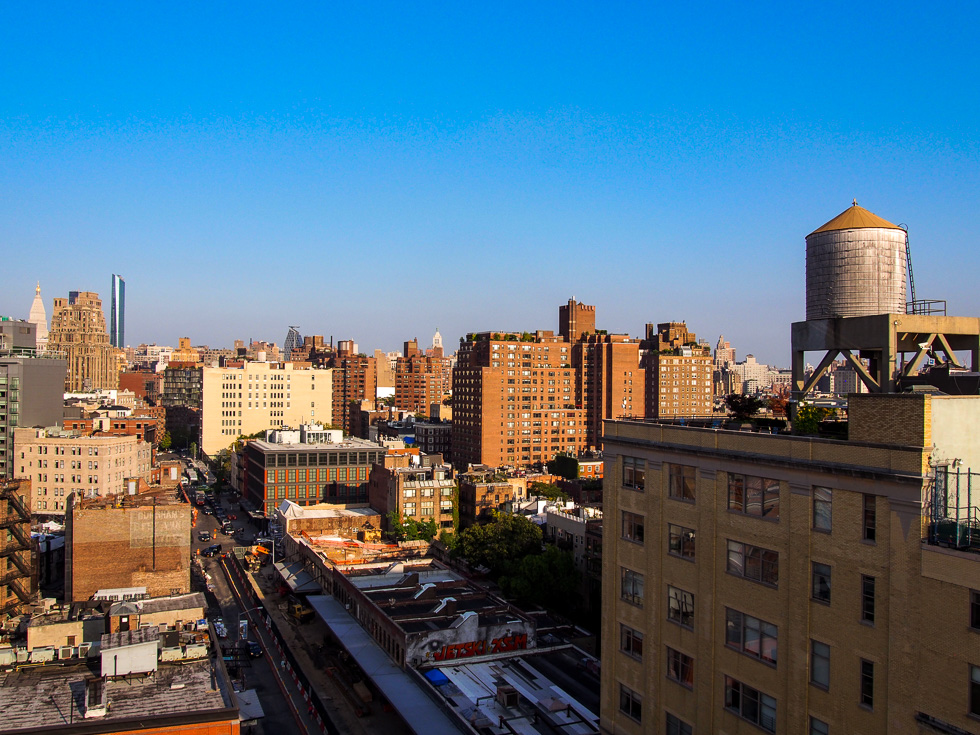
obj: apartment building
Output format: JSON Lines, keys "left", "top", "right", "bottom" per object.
{"left": 199, "top": 361, "right": 334, "bottom": 456}
{"left": 368, "top": 461, "right": 455, "bottom": 533}
{"left": 642, "top": 322, "right": 714, "bottom": 418}
{"left": 600, "top": 392, "right": 980, "bottom": 735}
{"left": 47, "top": 291, "right": 118, "bottom": 392}
{"left": 14, "top": 428, "right": 152, "bottom": 515}
{"left": 326, "top": 341, "right": 376, "bottom": 436}
{"left": 0, "top": 479, "right": 33, "bottom": 619}
{"left": 394, "top": 339, "right": 452, "bottom": 416}
{"left": 572, "top": 333, "right": 645, "bottom": 445}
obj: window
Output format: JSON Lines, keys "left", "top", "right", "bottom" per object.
{"left": 622, "top": 511, "right": 644, "bottom": 544}
{"left": 728, "top": 474, "right": 780, "bottom": 519}
{"left": 971, "top": 590, "right": 980, "bottom": 631}
{"left": 667, "top": 586, "right": 694, "bottom": 629}
{"left": 812, "top": 563, "right": 832, "bottom": 604}
{"left": 810, "top": 716, "right": 830, "bottom": 735}
{"left": 666, "top": 713, "right": 693, "bottom": 735}
{"left": 623, "top": 456, "right": 645, "bottom": 490}
{"left": 860, "top": 660, "right": 874, "bottom": 708}
{"left": 727, "top": 540, "right": 778, "bottom": 586}
{"left": 725, "top": 608, "right": 778, "bottom": 664}
{"left": 810, "top": 640, "right": 830, "bottom": 689}
{"left": 861, "top": 576, "right": 875, "bottom": 623}
{"left": 666, "top": 647, "right": 694, "bottom": 688}
{"left": 668, "top": 524, "right": 696, "bottom": 560}
{"left": 725, "top": 676, "right": 776, "bottom": 733}
{"left": 620, "top": 624, "right": 643, "bottom": 660}
{"left": 971, "top": 665, "right": 980, "bottom": 716}
{"left": 813, "top": 487, "right": 832, "bottom": 531}
{"left": 863, "top": 494, "right": 876, "bottom": 541}
{"left": 668, "top": 463, "right": 696, "bottom": 502}
{"left": 621, "top": 567, "right": 644, "bottom": 606}
{"left": 619, "top": 683, "right": 642, "bottom": 722}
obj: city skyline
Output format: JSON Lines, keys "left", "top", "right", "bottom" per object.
{"left": 2, "top": 3, "right": 978, "bottom": 367}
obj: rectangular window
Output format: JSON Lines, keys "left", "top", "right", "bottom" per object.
{"left": 812, "top": 563, "right": 832, "bottom": 604}
{"left": 861, "top": 575, "right": 875, "bottom": 623}
{"left": 621, "top": 567, "right": 644, "bottom": 606}
{"left": 666, "top": 647, "right": 694, "bottom": 688}
{"left": 813, "top": 487, "right": 832, "bottom": 531}
{"left": 811, "top": 640, "right": 830, "bottom": 689}
{"left": 623, "top": 456, "right": 645, "bottom": 490}
{"left": 668, "top": 524, "right": 696, "bottom": 560}
{"left": 810, "top": 716, "right": 830, "bottom": 735}
{"left": 620, "top": 624, "right": 643, "bottom": 660}
{"left": 724, "top": 676, "right": 776, "bottom": 733}
{"left": 619, "top": 683, "right": 642, "bottom": 723}
{"left": 971, "top": 665, "right": 980, "bottom": 716}
{"left": 863, "top": 494, "right": 876, "bottom": 541}
{"left": 727, "top": 540, "right": 779, "bottom": 586}
{"left": 668, "top": 463, "right": 696, "bottom": 502}
{"left": 725, "top": 608, "right": 778, "bottom": 664}
{"left": 728, "top": 474, "right": 780, "bottom": 519}
{"left": 972, "top": 590, "right": 980, "bottom": 630}
{"left": 667, "top": 586, "right": 694, "bottom": 629}
{"left": 622, "top": 511, "right": 644, "bottom": 544}
{"left": 666, "top": 713, "right": 693, "bottom": 735}
{"left": 860, "top": 659, "right": 874, "bottom": 708}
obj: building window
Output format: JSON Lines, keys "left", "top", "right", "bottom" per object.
{"left": 725, "top": 608, "right": 777, "bottom": 664}
{"left": 727, "top": 540, "right": 778, "bottom": 586}
{"left": 863, "top": 494, "right": 876, "bottom": 541}
{"left": 970, "top": 665, "right": 980, "bottom": 716}
{"left": 859, "top": 659, "right": 874, "bottom": 708}
{"left": 666, "top": 713, "right": 693, "bottom": 735}
{"left": 668, "top": 524, "right": 696, "bottom": 560}
{"left": 810, "top": 716, "right": 830, "bottom": 735}
{"left": 728, "top": 474, "right": 779, "bottom": 519}
{"left": 812, "top": 563, "right": 832, "bottom": 604}
{"left": 623, "top": 456, "right": 645, "bottom": 490}
{"left": 668, "top": 463, "right": 696, "bottom": 502}
{"left": 666, "top": 647, "right": 694, "bottom": 688}
{"left": 724, "top": 676, "right": 776, "bottom": 733}
{"left": 813, "top": 487, "right": 832, "bottom": 532}
{"left": 619, "top": 683, "right": 642, "bottom": 723}
{"left": 621, "top": 567, "right": 644, "bottom": 607}
{"left": 667, "top": 586, "right": 694, "bottom": 629}
{"left": 622, "top": 511, "right": 644, "bottom": 544}
{"left": 810, "top": 640, "right": 830, "bottom": 689}
{"left": 971, "top": 590, "right": 980, "bottom": 631}
{"left": 861, "top": 575, "right": 875, "bottom": 623}
{"left": 620, "top": 624, "right": 643, "bottom": 660}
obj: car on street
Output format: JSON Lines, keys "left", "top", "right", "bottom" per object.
{"left": 201, "top": 544, "right": 222, "bottom": 557}
{"left": 245, "top": 640, "right": 262, "bottom": 658}
{"left": 197, "top": 532, "right": 211, "bottom": 543}
{"left": 227, "top": 513, "right": 237, "bottom": 521}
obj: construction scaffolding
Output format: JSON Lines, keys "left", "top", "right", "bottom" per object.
{"left": 926, "top": 466, "right": 980, "bottom": 552}
{"left": 0, "top": 479, "right": 35, "bottom": 617}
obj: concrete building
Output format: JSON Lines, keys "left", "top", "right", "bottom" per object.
{"left": 241, "top": 436, "right": 385, "bottom": 515}
{"left": 199, "top": 360, "right": 334, "bottom": 456}
{"left": 600, "top": 393, "right": 980, "bottom": 735}
{"left": 14, "top": 428, "right": 152, "bottom": 515}
{"left": 65, "top": 491, "right": 192, "bottom": 602}
{"left": 368, "top": 462, "right": 455, "bottom": 533}
{"left": 47, "top": 290, "right": 118, "bottom": 392}
{"left": 27, "top": 282, "right": 49, "bottom": 349}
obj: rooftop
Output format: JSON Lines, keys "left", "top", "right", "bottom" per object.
{"left": 808, "top": 201, "right": 903, "bottom": 235}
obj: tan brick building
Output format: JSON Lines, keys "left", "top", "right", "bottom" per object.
{"left": 642, "top": 322, "right": 714, "bottom": 418}
{"left": 368, "top": 461, "right": 455, "bottom": 533}
{"left": 65, "top": 491, "right": 191, "bottom": 602}
{"left": 14, "top": 428, "right": 152, "bottom": 515}
{"left": 572, "top": 333, "right": 645, "bottom": 446}
{"left": 47, "top": 291, "right": 118, "bottom": 392}
{"left": 600, "top": 393, "right": 980, "bottom": 735}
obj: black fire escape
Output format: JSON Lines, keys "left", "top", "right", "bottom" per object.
{"left": 0, "top": 481, "right": 34, "bottom": 615}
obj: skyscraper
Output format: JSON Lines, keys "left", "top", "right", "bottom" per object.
{"left": 110, "top": 274, "right": 125, "bottom": 348}
{"left": 27, "top": 282, "right": 48, "bottom": 349}
{"left": 283, "top": 326, "right": 302, "bottom": 359}
{"left": 48, "top": 291, "right": 117, "bottom": 391}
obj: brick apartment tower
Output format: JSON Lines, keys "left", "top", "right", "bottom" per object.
{"left": 394, "top": 338, "right": 452, "bottom": 416}
{"left": 327, "top": 340, "right": 377, "bottom": 435}
{"left": 559, "top": 298, "right": 596, "bottom": 342}
{"left": 47, "top": 291, "right": 118, "bottom": 392}
{"left": 572, "top": 334, "right": 645, "bottom": 447}
{"left": 642, "top": 322, "right": 714, "bottom": 418}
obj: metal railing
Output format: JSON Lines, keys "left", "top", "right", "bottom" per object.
{"left": 925, "top": 466, "right": 979, "bottom": 551}
{"left": 906, "top": 300, "right": 947, "bottom": 316}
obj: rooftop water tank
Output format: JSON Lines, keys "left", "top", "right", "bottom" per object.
{"left": 806, "top": 201, "right": 907, "bottom": 320}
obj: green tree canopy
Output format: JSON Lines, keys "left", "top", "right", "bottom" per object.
{"left": 529, "top": 481, "right": 568, "bottom": 502}
{"left": 457, "top": 511, "right": 542, "bottom": 574}
{"left": 388, "top": 512, "right": 438, "bottom": 542}
{"left": 158, "top": 430, "right": 172, "bottom": 452}
{"left": 548, "top": 454, "right": 578, "bottom": 480}
{"left": 499, "top": 545, "right": 580, "bottom": 609}
{"left": 794, "top": 403, "right": 829, "bottom": 436}
{"left": 724, "top": 393, "right": 765, "bottom": 422}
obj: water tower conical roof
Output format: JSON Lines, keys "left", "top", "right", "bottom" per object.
{"left": 808, "top": 201, "right": 902, "bottom": 236}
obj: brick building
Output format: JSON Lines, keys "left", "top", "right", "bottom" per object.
{"left": 368, "top": 461, "right": 455, "bottom": 533}
{"left": 326, "top": 341, "right": 377, "bottom": 436}
{"left": 0, "top": 479, "right": 34, "bottom": 619}
{"left": 600, "top": 393, "right": 980, "bottom": 735}
{"left": 642, "top": 321, "right": 714, "bottom": 419}
{"left": 118, "top": 370, "right": 163, "bottom": 403}
{"left": 47, "top": 291, "right": 118, "bottom": 392}
{"left": 394, "top": 338, "right": 452, "bottom": 416}
{"left": 65, "top": 491, "right": 191, "bottom": 602}
{"left": 572, "top": 332, "right": 645, "bottom": 445}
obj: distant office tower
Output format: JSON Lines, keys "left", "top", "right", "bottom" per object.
{"left": 110, "top": 274, "right": 125, "bottom": 348}
{"left": 47, "top": 291, "right": 118, "bottom": 392}
{"left": 283, "top": 326, "right": 302, "bottom": 359}
{"left": 431, "top": 328, "right": 444, "bottom": 355}
{"left": 27, "top": 282, "right": 49, "bottom": 349}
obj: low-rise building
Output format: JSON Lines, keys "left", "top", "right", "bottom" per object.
{"left": 369, "top": 462, "right": 456, "bottom": 534}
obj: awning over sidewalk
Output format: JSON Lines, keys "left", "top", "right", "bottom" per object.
{"left": 273, "top": 561, "right": 321, "bottom": 594}
{"left": 307, "top": 595, "right": 465, "bottom": 735}
{"left": 235, "top": 689, "right": 265, "bottom": 721}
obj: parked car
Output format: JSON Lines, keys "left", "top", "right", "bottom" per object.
{"left": 227, "top": 513, "right": 237, "bottom": 521}
{"left": 201, "top": 544, "right": 222, "bottom": 557}
{"left": 197, "top": 532, "right": 211, "bottom": 543}
{"left": 245, "top": 640, "right": 263, "bottom": 658}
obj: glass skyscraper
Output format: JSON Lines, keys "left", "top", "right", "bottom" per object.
{"left": 110, "top": 274, "right": 125, "bottom": 348}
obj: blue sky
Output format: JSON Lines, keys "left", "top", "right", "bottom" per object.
{"left": 2, "top": 2, "right": 978, "bottom": 366}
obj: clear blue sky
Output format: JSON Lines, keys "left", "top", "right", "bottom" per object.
{"left": 2, "top": 2, "right": 978, "bottom": 366}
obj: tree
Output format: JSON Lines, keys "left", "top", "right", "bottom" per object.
{"left": 794, "top": 403, "right": 829, "bottom": 436}
{"left": 768, "top": 395, "right": 788, "bottom": 418}
{"left": 388, "top": 512, "right": 438, "bottom": 542}
{"left": 549, "top": 454, "right": 579, "bottom": 480}
{"left": 457, "top": 511, "right": 542, "bottom": 574}
{"left": 529, "top": 481, "right": 568, "bottom": 502}
{"left": 499, "top": 545, "right": 580, "bottom": 610}
{"left": 724, "top": 394, "right": 765, "bottom": 422}
{"left": 158, "top": 430, "right": 172, "bottom": 452}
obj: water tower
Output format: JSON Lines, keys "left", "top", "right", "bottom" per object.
{"left": 791, "top": 201, "right": 980, "bottom": 405}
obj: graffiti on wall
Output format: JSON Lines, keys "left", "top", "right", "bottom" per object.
{"left": 432, "top": 633, "right": 527, "bottom": 661}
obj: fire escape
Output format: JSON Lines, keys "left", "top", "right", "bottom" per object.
{"left": 0, "top": 481, "right": 34, "bottom": 615}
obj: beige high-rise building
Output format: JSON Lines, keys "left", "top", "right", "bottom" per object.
{"left": 14, "top": 427, "right": 152, "bottom": 516}
{"left": 200, "top": 361, "right": 334, "bottom": 456}
{"left": 600, "top": 392, "right": 980, "bottom": 735}
{"left": 47, "top": 291, "right": 118, "bottom": 391}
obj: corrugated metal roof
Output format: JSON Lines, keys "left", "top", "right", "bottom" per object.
{"left": 809, "top": 202, "right": 902, "bottom": 235}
